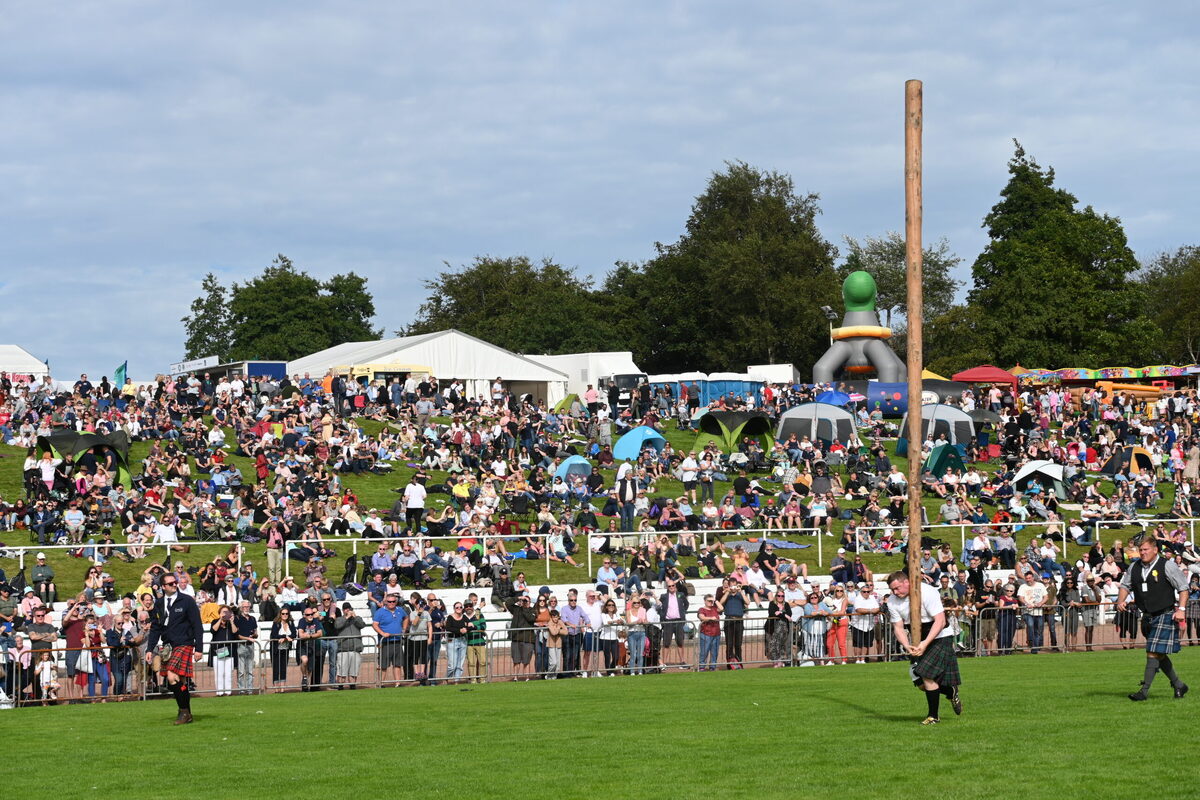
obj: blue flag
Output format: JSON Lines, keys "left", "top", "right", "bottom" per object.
{"left": 114, "top": 361, "right": 127, "bottom": 388}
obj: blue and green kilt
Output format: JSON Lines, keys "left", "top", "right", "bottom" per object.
{"left": 1141, "top": 611, "right": 1181, "bottom": 655}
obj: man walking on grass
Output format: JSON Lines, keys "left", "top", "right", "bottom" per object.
{"left": 886, "top": 570, "right": 962, "bottom": 725}
{"left": 145, "top": 574, "right": 204, "bottom": 724}
{"left": 1119, "top": 537, "right": 1189, "bottom": 701}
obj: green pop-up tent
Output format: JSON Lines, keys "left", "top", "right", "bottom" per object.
{"left": 693, "top": 411, "right": 773, "bottom": 453}
{"left": 553, "top": 393, "right": 580, "bottom": 413}
{"left": 37, "top": 430, "right": 134, "bottom": 487}
{"left": 923, "top": 443, "right": 965, "bottom": 478}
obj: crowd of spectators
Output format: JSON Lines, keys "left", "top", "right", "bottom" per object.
{"left": 3, "top": 368, "right": 1200, "bottom": 704}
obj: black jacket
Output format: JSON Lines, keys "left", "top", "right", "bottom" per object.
{"left": 146, "top": 592, "right": 204, "bottom": 651}
{"left": 658, "top": 589, "right": 689, "bottom": 621}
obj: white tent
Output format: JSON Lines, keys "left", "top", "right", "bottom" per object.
{"left": 1013, "top": 459, "right": 1068, "bottom": 499}
{"left": 0, "top": 345, "right": 49, "bottom": 378}
{"left": 287, "top": 329, "right": 569, "bottom": 405}
{"left": 748, "top": 363, "right": 801, "bottom": 386}
{"left": 528, "top": 352, "right": 644, "bottom": 397}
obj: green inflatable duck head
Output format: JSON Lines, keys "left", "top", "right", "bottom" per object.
{"left": 842, "top": 270, "right": 877, "bottom": 313}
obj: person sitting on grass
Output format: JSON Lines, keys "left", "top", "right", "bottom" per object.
{"left": 546, "top": 525, "right": 583, "bottom": 568}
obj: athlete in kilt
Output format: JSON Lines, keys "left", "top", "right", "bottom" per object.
{"left": 885, "top": 570, "right": 962, "bottom": 725}
{"left": 146, "top": 574, "right": 205, "bottom": 724}
{"left": 1118, "top": 537, "right": 1189, "bottom": 701}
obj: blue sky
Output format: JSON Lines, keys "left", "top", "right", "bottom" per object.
{"left": 2, "top": 1, "right": 1197, "bottom": 379}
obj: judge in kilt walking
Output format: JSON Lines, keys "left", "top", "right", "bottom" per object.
{"left": 145, "top": 574, "right": 205, "bottom": 724}
{"left": 885, "top": 570, "right": 962, "bottom": 725}
{"left": 1118, "top": 537, "right": 1189, "bottom": 702}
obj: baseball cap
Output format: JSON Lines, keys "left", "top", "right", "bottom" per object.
{"left": 837, "top": 548, "right": 845, "bottom": 554}
{"left": 857, "top": 582, "right": 869, "bottom": 589}
{"left": 36, "top": 552, "right": 46, "bottom": 559}
{"left": 24, "top": 586, "right": 35, "bottom": 594}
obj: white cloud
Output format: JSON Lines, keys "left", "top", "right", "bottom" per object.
{"left": 1, "top": 0, "right": 1197, "bottom": 374}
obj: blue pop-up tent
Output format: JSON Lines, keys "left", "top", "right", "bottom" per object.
{"left": 613, "top": 425, "right": 667, "bottom": 461}
{"left": 554, "top": 454, "right": 594, "bottom": 482}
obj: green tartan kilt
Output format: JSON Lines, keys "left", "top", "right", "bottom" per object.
{"left": 912, "top": 636, "right": 960, "bottom": 687}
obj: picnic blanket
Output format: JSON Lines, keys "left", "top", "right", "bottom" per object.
{"left": 746, "top": 538, "right": 812, "bottom": 550}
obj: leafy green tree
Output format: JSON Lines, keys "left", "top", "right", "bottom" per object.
{"left": 968, "top": 142, "right": 1155, "bottom": 368}
{"left": 323, "top": 272, "right": 382, "bottom": 346}
{"left": 405, "top": 256, "right": 617, "bottom": 354}
{"left": 923, "top": 304, "right": 991, "bottom": 376}
{"left": 633, "top": 161, "right": 840, "bottom": 374}
{"left": 1139, "top": 246, "right": 1200, "bottom": 363}
{"left": 839, "top": 232, "right": 961, "bottom": 328}
{"left": 181, "top": 272, "right": 232, "bottom": 361}
{"left": 224, "top": 255, "right": 381, "bottom": 361}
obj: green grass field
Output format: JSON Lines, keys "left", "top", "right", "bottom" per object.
{"left": 4, "top": 648, "right": 1197, "bottom": 799}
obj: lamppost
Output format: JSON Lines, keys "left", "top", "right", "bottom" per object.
{"left": 819, "top": 305, "right": 838, "bottom": 345}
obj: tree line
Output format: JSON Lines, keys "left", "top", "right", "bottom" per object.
{"left": 184, "top": 146, "right": 1200, "bottom": 377}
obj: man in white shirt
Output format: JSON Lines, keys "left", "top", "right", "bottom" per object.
{"left": 966, "top": 529, "right": 993, "bottom": 566}
{"left": 580, "top": 591, "right": 604, "bottom": 677}
{"left": 744, "top": 562, "right": 771, "bottom": 602}
{"left": 849, "top": 584, "right": 880, "bottom": 663}
{"left": 679, "top": 452, "right": 699, "bottom": 503}
{"left": 363, "top": 509, "right": 386, "bottom": 536}
{"left": 402, "top": 477, "right": 427, "bottom": 534}
{"left": 1016, "top": 573, "right": 1048, "bottom": 654}
{"left": 152, "top": 515, "right": 180, "bottom": 545}
{"left": 886, "top": 570, "right": 962, "bottom": 724}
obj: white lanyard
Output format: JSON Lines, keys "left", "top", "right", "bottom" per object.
{"left": 1140, "top": 557, "right": 1159, "bottom": 594}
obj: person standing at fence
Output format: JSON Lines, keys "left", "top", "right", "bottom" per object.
{"left": 1016, "top": 573, "right": 1048, "bottom": 654}
{"left": 372, "top": 594, "right": 407, "bottom": 687}
{"left": 625, "top": 590, "right": 648, "bottom": 675}
{"left": 696, "top": 594, "right": 721, "bottom": 671}
{"left": 1187, "top": 575, "right": 1200, "bottom": 645}
{"left": 716, "top": 579, "right": 746, "bottom": 669}
{"left": 849, "top": 584, "right": 880, "bottom": 663}
{"left": 209, "top": 605, "right": 238, "bottom": 696}
{"left": 559, "top": 589, "right": 585, "bottom": 678}
{"left": 145, "top": 573, "right": 204, "bottom": 724}
{"left": 1119, "top": 537, "right": 1190, "bottom": 701}
{"left": 764, "top": 589, "right": 791, "bottom": 668}
{"left": 333, "top": 603, "right": 367, "bottom": 689}
{"left": 444, "top": 601, "right": 470, "bottom": 683}
{"left": 823, "top": 584, "right": 850, "bottom": 665}
{"left": 598, "top": 598, "right": 622, "bottom": 675}
{"left": 465, "top": 602, "right": 487, "bottom": 683}
{"left": 296, "top": 605, "right": 324, "bottom": 691}
{"left": 885, "top": 570, "right": 963, "bottom": 725}
{"left": 425, "top": 595, "right": 445, "bottom": 684}
{"left": 106, "top": 608, "right": 139, "bottom": 697}
{"left": 404, "top": 598, "right": 431, "bottom": 685}
{"left": 580, "top": 591, "right": 604, "bottom": 677}
{"left": 317, "top": 593, "right": 340, "bottom": 687}
{"left": 233, "top": 600, "right": 258, "bottom": 694}
{"left": 268, "top": 609, "right": 296, "bottom": 692}
{"left": 798, "top": 590, "right": 829, "bottom": 666}
{"left": 545, "top": 609, "right": 566, "bottom": 678}
{"left": 659, "top": 580, "right": 689, "bottom": 667}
